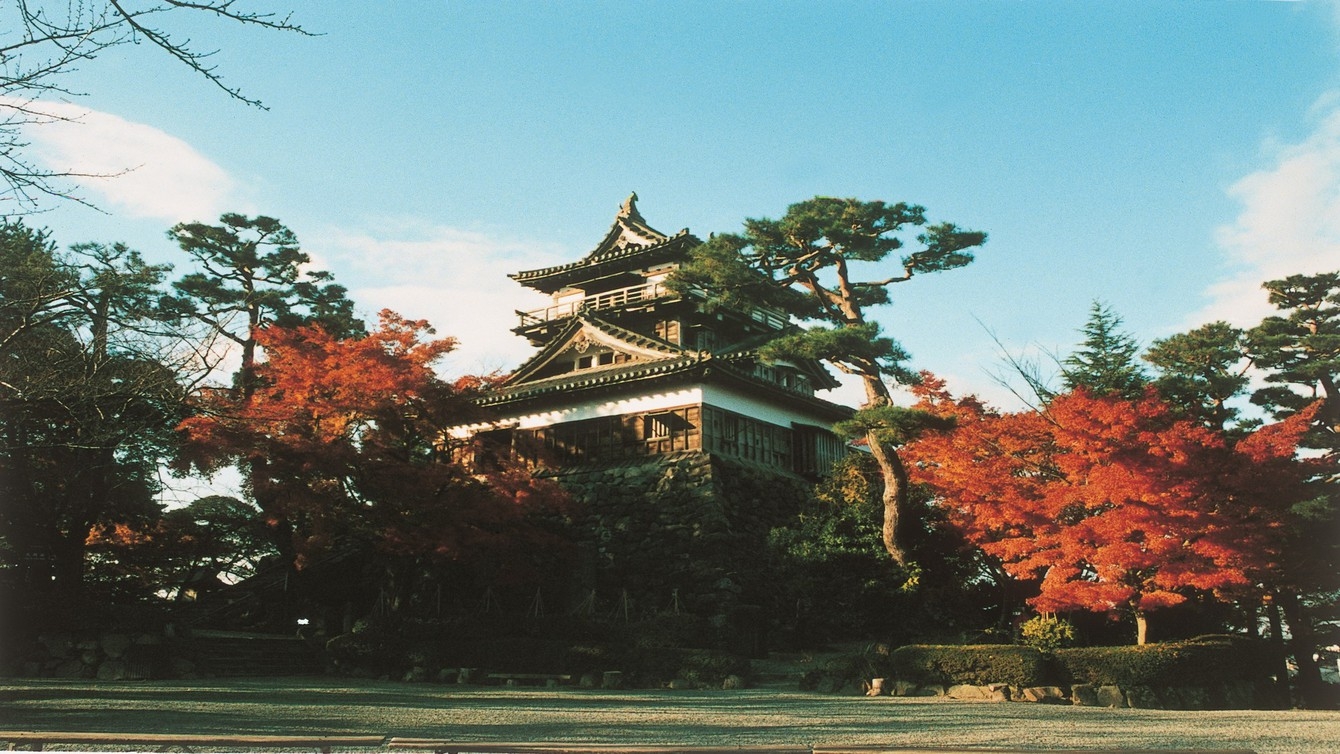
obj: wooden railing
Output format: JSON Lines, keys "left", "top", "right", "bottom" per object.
{"left": 516, "top": 282, "right": 789, "bottom": 331}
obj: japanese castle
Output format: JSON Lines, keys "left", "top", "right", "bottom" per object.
{"left": 456, "top": 194, "right": 852, "bottom": 477}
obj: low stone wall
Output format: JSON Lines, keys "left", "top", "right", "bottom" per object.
{"left": 13, "top": 629, "right": 193, "bottom": 680}
{"left": 869, "top": 678, "right": 1263, "bottom": 709}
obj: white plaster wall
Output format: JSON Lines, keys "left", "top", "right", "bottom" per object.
{"left": 699, "top": 383, "right": 840, "bottom": 429}
{"left": 450, "top": 381, "right": 843, "bottom": 437}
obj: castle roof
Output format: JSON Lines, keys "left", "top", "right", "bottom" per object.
{"left": 501, "top": 311, "right": 686, "bottom": 387}
{"left": 481, "top": 311, "right": 850, "bottom": 421}
{"left": 510, "top": 193, "right": 701, "bottom": 293}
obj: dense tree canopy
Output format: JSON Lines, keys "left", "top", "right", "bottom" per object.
{"left": 1062, "top": 301, "right": 1148, "bottom": 399}
{"left": 1145, "top": 321, "right": 1252, "bottom": 431}
{"left": 904, "top": 377, "right": 1319, "bottom": 645}
{"left": 0, "top": 222, "right": 189, "bottom": 598}
{"left": 1248, "top": 271, "right": 1340, "bottom": 446}
{"left": 163, "top": 213, "right": 362, "bottom": 395}
{"left": 177, "top": 311, "right": 572, "bottom": 583}
{"left": 672, "top": 197, "right": 986, "bottom": 565}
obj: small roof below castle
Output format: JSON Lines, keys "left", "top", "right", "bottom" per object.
{"left": 510, "top": 193, "right": 699, "bottom": 293}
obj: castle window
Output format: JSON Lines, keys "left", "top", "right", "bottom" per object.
{"left": 577, "top": 355, "right": 593, "bottom": 369}
{"left": 703, "top": 407, "right": 791, "bottom": 469}
{"left": 599, "top": 351, "right": 615, "bottom": 366}
{"left": 793, "top": 424, "right": 846, "bottom": 477}
{"left": 654, "top": 319, "right": 680, "bottom": 344}
{"left": 644, "top": 410, "right": 692, "bottom": 440}
{"left": 645, "top": 415, "right": 672, "bottom": 440}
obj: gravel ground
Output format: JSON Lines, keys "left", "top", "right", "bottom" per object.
{"left": 1, "top": 677, "right": 1338, "bottom": 754}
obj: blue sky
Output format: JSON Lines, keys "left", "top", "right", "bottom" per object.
{"left": 18, "top": 0, "right": 1340, "bottom": 421}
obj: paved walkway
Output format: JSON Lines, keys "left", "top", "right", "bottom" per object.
{"left": 1, "top": 678, "right": 1337, "bottom": 754}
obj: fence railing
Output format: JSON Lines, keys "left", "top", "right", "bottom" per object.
{"left": 516, "top": 282, "right": 789, "bottom": 331}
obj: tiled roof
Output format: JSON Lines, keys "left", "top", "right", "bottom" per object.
{"left": 510, "top": 194, "right": 701, "bottom": 291}
{"left": 482, "top": 340, "right": 851, "bottom": 421}
{"left": 480, "top": 353, "right": 705, "bottom": 406}
{"left": 501, "top": 311, "right": 688, "bottom": 387}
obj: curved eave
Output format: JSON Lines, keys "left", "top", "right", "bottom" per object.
{"left": 481, "top": 355, "right": 706, "bottom": 407}
{"left": 503, "top": 312, "right": 689, "bottom": 386}
{"left": 510, "top": 232, "right": 700, "bottom": 293}
{"left": 712, "top": 347, "right": 843, "bottom": 392}
{"left": 480, "top": 354, "right": 853, "bottom": 422}
{"left": 707, "top": 358, "right": 854, "bottom": 421}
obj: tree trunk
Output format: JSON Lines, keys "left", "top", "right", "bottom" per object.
{"left": 1279, "top": 589, "right": 1328, "bottom": 708}
{"left": 1265, "top": 598, "right": 1292, "bottom": 705}
{"left": 865, "top": 429, "right": 909, "bottom": 566}
{"left": 858, "top": 366, "right": 912, "bottom": 566}
{"left": 1134, "top": 609, "right": 1148, "bottom": 646}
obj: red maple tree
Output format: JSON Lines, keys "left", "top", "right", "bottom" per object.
{"left": 178, "top": 310, "right": 572, "bottom": 579}
{"left": 904, "top": 374, "right": 1316, "bottom": 644}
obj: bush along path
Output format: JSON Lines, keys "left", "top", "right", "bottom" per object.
{"left": 804, "top": 639, "right": 1291, "bottom": 710}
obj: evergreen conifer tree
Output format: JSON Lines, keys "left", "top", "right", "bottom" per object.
{"left": 1062, "top": 301, "right": 1147, "bottom": 398}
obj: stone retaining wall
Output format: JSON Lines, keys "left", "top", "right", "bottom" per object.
{"left": 869, "top": 678, "right": 1264, "bottom": 709}
{"left": 14, "top": 629, "right": 193, "bottom": 680}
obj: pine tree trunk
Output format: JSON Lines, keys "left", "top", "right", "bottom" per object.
{"left": 858, "top": 364, "right": 912, "bottom": 566}
{"left": 1279, "top": 589, "right": 1327, "bottom": 708}
{"left": 866, "top": 431, "right": 910, "bottom": 566}
{"left": 1265, "top": 598, "right": 1292, "bottom": 705}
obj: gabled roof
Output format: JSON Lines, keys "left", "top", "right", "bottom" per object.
{"left": 481, "top": 312, "right": 851, "bottom": 421}
{"left": 502, "top": 311, "right": 689, "bottom": 387}
{"left": 480, "top": 347, "right": 851, "bottom": 422}
{"left": 510, "top": 194, "right": 701, "bottom": 293}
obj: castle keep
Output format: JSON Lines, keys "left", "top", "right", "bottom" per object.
{"left": 457, "top": 193, "right": 850, "bottom": 471}
{"left": 457, "top": 195, "right": 853, "bottom": 630}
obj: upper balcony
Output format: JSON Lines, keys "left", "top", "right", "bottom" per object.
{"left": 515, "top": 280, "right": 789, "bottom": 331}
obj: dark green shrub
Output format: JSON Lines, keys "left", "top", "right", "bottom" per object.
{"left": 620, "top": 646, "right": 751, "bottom": 687}
{"left": 325, "top": 629, "right": 404, "bottom": 675}
{"left": 630, "top": 614, "right": 715, "bottom": 649}
{"left": 890, "top": 644, "right": 1052, "bottom": 686}
{"left": 1056, "top": 637, "right": 1274, "bottom": 687}
{"left": 444, "top": 638, "right": 571, "bottom": 673}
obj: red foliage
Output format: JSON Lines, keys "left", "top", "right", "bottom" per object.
{"left": 178, "top": 310, "right": 572, "bottom": 576}
{"left": 904, "top": 378, "right": 1317, "bottom": 625}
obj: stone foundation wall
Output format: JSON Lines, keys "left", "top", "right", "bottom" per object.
{"left": 13, "top": 629, "right": 193, "bottom": 680}
{"left": 869, "top": 678, "right": 1265, "bottom": 710}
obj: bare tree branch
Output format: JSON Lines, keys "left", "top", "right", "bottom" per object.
{"left": 0, "top": 1, "right": 311, "bottom": 213}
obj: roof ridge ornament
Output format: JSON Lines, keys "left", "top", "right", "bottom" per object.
{"left": 618, "top": 192, "right": 644, "bottom": 223}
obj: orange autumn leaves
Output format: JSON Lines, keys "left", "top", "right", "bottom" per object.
{"left": 180, "top": 310, "right": 458, "bottom": 453}
{"left": 177, "top": 311, "right": 570, "bottom": 575}
{"left": 903, "top": 374, "right": 1318, "bottom": 620}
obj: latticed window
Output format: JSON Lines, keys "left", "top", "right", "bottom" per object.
{"left": 703, "top": 407, "right": 791, "bottom": 469}
{"left": 645, "top": 414, "right": 672, "bottom": 439}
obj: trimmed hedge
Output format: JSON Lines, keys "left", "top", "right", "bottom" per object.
{"left": 889, "top": 645, "right": 1051, "bottom": 686}
{"left": 1055, "top": 636, "right": 1274, "bottom": 687}
{"left": 886, "top": 637, "right": 1273, "bottom": 691}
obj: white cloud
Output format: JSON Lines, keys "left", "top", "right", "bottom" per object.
{"left": 315, "top": 220, "right": 568, "bottom": 377}
{"left": 1196, "top": 98, "right": 1340, "bottom": 327}
{"left": 11, "top": 99, "right": 239, "bottom": 221}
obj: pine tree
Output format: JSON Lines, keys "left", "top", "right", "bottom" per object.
{"left": 671, "top": 197, "right": 985, "bottom": 566}
{"left": 1144, "top": 321, "right": 1251, "bottom": 431}
{"left": 1062, "top": 301, "right": 1147, "bottom": 398}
